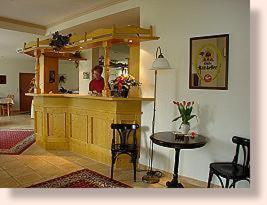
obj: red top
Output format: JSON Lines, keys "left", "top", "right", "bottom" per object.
{"left": 89, "top": 77, "right": 104, "bottom": 94}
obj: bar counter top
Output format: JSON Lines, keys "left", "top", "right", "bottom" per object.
{"left": 26, "top": 93, "right": 154, "bottom": 101}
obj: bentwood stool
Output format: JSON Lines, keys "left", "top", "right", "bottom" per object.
{"left": 110, "top": 123, "right": 139, "bottom": 182}
{"left": 207, "top": 136, "right": 250, "bottom": 188}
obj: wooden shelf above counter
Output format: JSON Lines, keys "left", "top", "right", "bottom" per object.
{"left": 26, "top": 93, "right": 154, "bottom": 101}
{"left": 20, "top": 25, "right": 159, "bottom": 59}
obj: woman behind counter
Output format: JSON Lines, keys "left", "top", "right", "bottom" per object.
{"left": 89, "top": 65, "right": 104, "bottom": 94}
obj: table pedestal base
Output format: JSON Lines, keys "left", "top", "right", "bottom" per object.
{"left": 166, "top": 148, "right": 184, "bottom": 188}
{"left": 166, "top": 180, "right": 184, "bottom": 188}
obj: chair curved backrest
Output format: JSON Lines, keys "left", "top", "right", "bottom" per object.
{"left": 111, "top": 123, "right": 139, "bottom": 148}
{"left": 7, "top": 94, "right": 15, "bottom": 100}
{"left": 232, "top": 136, "right": 250, "bottom": 172}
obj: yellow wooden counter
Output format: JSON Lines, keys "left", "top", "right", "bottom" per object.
{"left": 27, "top": 93, "right": 153, "bottom": 168}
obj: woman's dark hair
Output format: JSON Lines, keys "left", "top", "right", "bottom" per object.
{"left": 92, "top": 65, "right": 103, "bottom": 75}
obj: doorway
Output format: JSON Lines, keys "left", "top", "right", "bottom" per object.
{"left": 19, "top": 73, "right": 35, "bottom": 112}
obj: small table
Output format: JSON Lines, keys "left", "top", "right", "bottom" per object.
{"left": 0, "top": 97, "right": 14, "bottom": 116}
{"left": 150, "top": 132, "right": 207, "bottom": 188}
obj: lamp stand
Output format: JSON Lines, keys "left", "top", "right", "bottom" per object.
{"left": 142, "top": 70, "right": 162, "bottom": 184}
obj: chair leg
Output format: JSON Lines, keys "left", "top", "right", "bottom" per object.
{"left": 111, "top": 154, "right": 116, "bottom": 180}
{"left": 232, "top": 180, "right": 236, "bottom": 188}
{"left": 133, "top": 157, "right": 137, "bottom": 182}
{"left": 225, "top": 178, "right": 230, "bottom": 188}
{"left": 207, "top": 169, "right": 214, "bottom": 188}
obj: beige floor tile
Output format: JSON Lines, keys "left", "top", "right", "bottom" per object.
{"left": 13, "top": 172, "right": 43, "bottom": 186}
{"left": 26, "top": 159, "right": 51, "bottom": 170}
{"left": 0, "top": 170, "right": 11, "bottom": 179}
{"left": 56, "top": 162, "right": 82, "bottom": 172}
{"left": 73, "top": 158, "right": 101, "bottom": 168}
{"left": 16, "top": 155, "right": 41, "bottom": 165}
{"left": 5, "top": 165, "right": 35, "bottom": 177}
{"left": 0, "top": 177, "right": 21, "bottom": 188}
{"left": 0, "top": 155, "right": 17, "bottom": 164}
{"left": 34, "top": 165, "right": 66, "bottom": 179}
{"left": 1, "top": 159, "right": 25, "bottom": 170}
{"left": 39, "top": 155, "right": 70, "bottom": 165}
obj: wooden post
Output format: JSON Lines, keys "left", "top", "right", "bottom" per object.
{"left": 34, "top": 38, "right": 41, "bottom": 94}
{"left": 128, "top": 42, "right": 140, "bottom": 81}
{"left": 102, "top": 41, "right": 111, "bottom": 97}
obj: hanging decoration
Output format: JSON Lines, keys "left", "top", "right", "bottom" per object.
{"left": 49, "top": 31, "right": 72, "bottom": 51}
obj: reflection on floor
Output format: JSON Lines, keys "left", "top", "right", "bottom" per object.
{"left": 0, "top": 114, "right": 200, "bottom": 188}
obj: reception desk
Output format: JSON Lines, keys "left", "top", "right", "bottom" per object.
{"left": 27, "top": 93, "right": 153, "bottom": 168}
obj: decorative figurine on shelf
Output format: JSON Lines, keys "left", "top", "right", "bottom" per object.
{"left": 89, "top": 65, "right": 104, "bottom": 94}
{"left": 172, "top": 101, "right": 198, "bottom": 134}
{"left": 110, "top": 74, "right": 141, "bottom": 98}
{"left": 28, "top": 77, "right": 36, "bottom": 93}
{"left": 49, "top": 31, "right": 72, "bottom": 51}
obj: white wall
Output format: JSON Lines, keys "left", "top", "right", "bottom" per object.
{"left": 138, "top": 0, "right": 250, "bottom": 188}
{"left": 53, "top": 0, "right": 250, "bottom": 187}
{"left": 0, "top": 58, "right": 35, "bottom": 110}
{"left": 79, "top": 50, "right": 92, "bottom": 94}
{"left": 59, "top": 61, "right": 79, "bottom": 91}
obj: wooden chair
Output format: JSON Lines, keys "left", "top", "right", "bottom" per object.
{"left": 207, "top": 136, "right": 250, "bottom": 188}
{"left": 110, "top": 123, "right": 139, "bottom": 182}
{"left": 1, "top": 95, "right": 15, "bottom": 116}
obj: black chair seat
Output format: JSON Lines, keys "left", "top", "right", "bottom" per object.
{"left": 210, "top": 162, "right": 249, "bottom": 179}
{"left": 112, "top": 144, "right": 137, "bottom": 152}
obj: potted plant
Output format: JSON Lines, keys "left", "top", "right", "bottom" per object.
{"left": 172, "top": 101, "right": 197, "bottom": 134}
{"left": 110, "top": 74, "right": 141, "bottom": 98}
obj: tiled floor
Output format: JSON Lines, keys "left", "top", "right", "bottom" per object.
{"left": 0, "top": 114, "right": 200, "bottom": 188}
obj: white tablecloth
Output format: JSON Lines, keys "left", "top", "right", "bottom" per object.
{"left": 0, "top": 97, "right": 14, "bottom": 104}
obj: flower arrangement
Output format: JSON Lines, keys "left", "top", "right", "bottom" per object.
{"left": 111, "top": 74, "right": 141, "bottom": 92}
{"left": 110, "top": 74, "right": 141, "bottom": 98}
{"left": 172, "top": 101, "right": 197, "bottom": 128}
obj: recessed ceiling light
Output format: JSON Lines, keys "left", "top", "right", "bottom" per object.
{"left": 128, "top": 40, "right": 133, "bottom": 43}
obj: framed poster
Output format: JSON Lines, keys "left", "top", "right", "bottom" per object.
{"left": 189, "top": 34, "right": 229, "bottom": 90}
{"left": 83, "top": 72, "right": 90, "bottom": 79}
{"left": 0, "top": 75, "right": 6, "bottom": 84}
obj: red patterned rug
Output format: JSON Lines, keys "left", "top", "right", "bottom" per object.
{"left": 29, "top": 169, "right": 131, "bottom": 188}
{"left": 0, "top": 129, "right": 35, "bottom": 155}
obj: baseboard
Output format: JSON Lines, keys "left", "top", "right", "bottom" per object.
{"left": 138, "top": 163, "right": 220, "bottom": 188}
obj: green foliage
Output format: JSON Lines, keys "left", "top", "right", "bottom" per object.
{"left": 172, "top": 101, "right": 198, "bottom": 127}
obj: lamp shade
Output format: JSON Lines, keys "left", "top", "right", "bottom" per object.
{"left": 151, "top": 57, "right": 171, "bottom": 70}
{"left": 150, "top": 47, "right": 171, "bottom": 70}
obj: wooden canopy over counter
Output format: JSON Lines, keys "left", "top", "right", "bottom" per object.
{"left": 30, "top": 94, "right": 154, "bottom": 168}
{"left": 20, "top": 25, "right": 159, "bottom": 96}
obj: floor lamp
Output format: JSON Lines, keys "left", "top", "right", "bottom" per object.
{"left": 142, "top": 47, "right": 171, "bottom": 184}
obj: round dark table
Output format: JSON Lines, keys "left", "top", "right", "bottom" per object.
{"left": 150, "top": 131, "right": 207, "bottom": 188}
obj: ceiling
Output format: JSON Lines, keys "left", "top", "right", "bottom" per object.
{"left": 0, "top": 0, "right": 128, "bottom": 26}
{"left": 62, "top": 8, "right": 139, "bottom": 35}
{"left": 0, "top": 1, "right": 139, "bottom": 60}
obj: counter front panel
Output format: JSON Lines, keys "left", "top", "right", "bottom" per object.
{"left": 32, "top": 94, "right": 153, "bottom": 168}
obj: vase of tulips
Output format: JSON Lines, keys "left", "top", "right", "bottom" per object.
{"left": 172, "top": 101, "right": 197, "bottom": 134}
